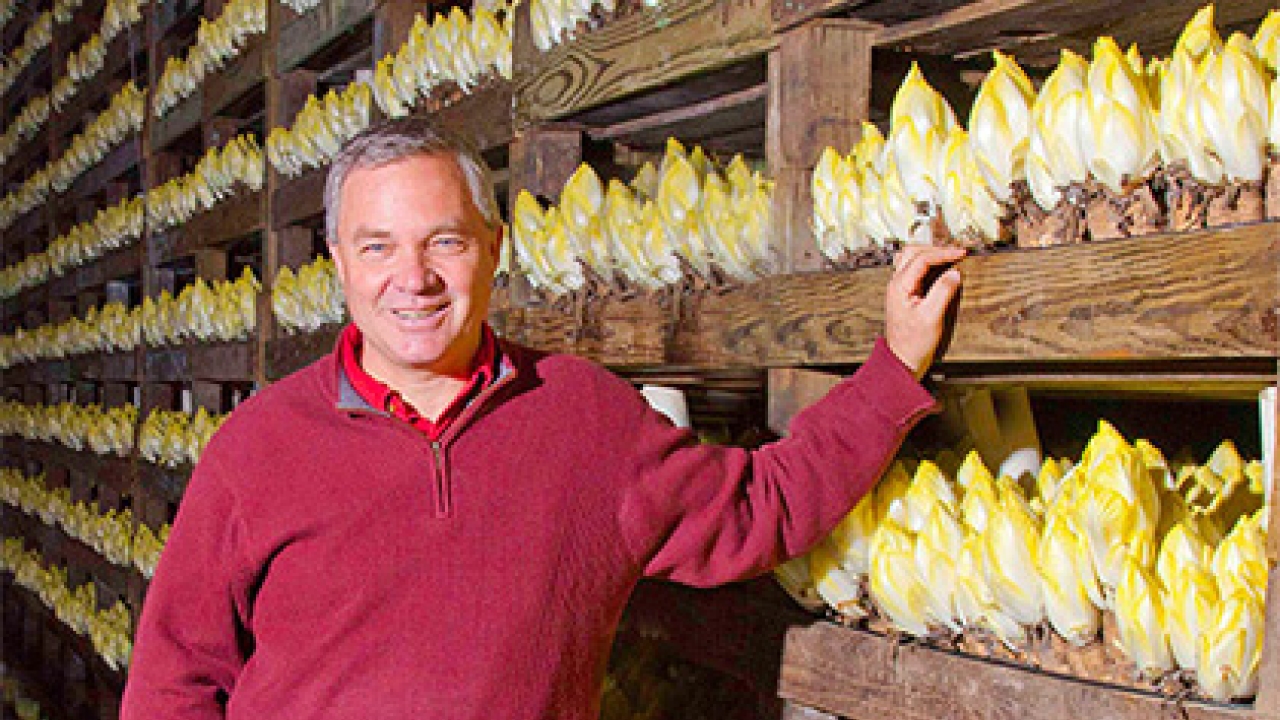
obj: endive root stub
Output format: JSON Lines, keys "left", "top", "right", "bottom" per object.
{"left": 1267, "top": 157, "right": 1280, "bottom": 219}
{"left": 1205, "top": 181, "right": 1265, "bottom": 228}
{"left": 1162, "top": 164, "right": 1209, "bottom": 233}
{"left": 1086, "top": 183, "right": 1162, "bottom": 242}
{"left": 1016, "top": 191, "right": 1085, "bottom": 248}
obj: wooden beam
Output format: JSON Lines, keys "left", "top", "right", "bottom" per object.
{"left": 588, "top": 83, "right": 767, "bottom": 142}
{"left": 767, "top": 19, "right": 875, "bottom": 273}
{"left": 514, "top": 0, "right": 776, "bottom": 125}
{"left": 766, "top": 367, "right": 842, "bottom": 435}
{"left": 780, "top": 621, "right": 1255, "bottom": 720}
{"left": 276, "top": 0, "right": 377, "bottom": 73}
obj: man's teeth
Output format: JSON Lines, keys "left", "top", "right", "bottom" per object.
{"left": 394, "top": 309, "right": 438, "bottom": 318}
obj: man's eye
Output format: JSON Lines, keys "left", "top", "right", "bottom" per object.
{"left": 430, "top": 236, "right": 470, "bottom": 254}
{"left": 360, "top": 242, "right": 388, "bottom": 255}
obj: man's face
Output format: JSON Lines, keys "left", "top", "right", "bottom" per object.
{"left": 330, "top": 153, "right": 500, "bottom": 383}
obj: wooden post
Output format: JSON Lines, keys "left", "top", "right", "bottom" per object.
{"left": 766, "top": 19, "right": 874, "bottom": 273}
{"left": 508, "top": 125, "right": 583, "bottom": 209}
{"left": 1257, "top": 381, "right": 1280, "bottom": 718}
{"left": 373, "top": 0, "right": 421, "bottom": 61}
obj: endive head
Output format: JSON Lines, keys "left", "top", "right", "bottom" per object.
{"left": 1197, "top": 588, "right": 1265, "bottom": 701}
{"left": 1113, "top": 553, "right": 1174, "bottom": 680}
{"left": 1164, "top": 565, "right": 1220, "bottom": 671}
{"left": 1176, "top": 4, "right": 1224, "bottom": 62}
{"left": 889, "top": 62, "right": 957, "bottom": 136}
{"left": 1255, "top": 9, "right": 1280, "bottom": 73}
{"left": 968, "top": 51, "right": 1034, "bottom": 199}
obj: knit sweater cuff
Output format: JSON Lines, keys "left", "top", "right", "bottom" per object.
{"left": 851, "top": 337, "right": 940, "bottom": 429}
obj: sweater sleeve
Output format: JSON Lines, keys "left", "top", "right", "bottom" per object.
{"left": 621, "top": 338, "right": 938, "bottom": 586}
{"left": 120, "top": 449, "right": 255, "bottom": 720}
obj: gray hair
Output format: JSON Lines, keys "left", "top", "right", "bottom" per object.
{"left": 324, "top": 116, "right": 500, "bottom": 244}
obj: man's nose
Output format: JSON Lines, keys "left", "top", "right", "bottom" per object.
{"left": 392, "top": 251, "right": 442, "bottom": 293}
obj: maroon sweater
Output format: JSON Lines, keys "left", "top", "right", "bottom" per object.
{"left": 121, "top": 337, "right": 936, "bottom": 719}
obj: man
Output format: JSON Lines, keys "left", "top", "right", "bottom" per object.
{"left": 121, "top": 116, "right": 964, "bottom": 719}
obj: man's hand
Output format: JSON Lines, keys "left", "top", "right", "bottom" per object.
{"left": 885, "top": 245, "right": 967, "bottom": 380}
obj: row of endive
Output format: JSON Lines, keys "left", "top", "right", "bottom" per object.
{"left": 0, "top": 131, "right": 258, "bottom": 300}
{"left": 779, "top": 421, "right": 1267, "bottom": 702}
{"left": 0, "top": 0, "right": 147, "bottom": 169}
{"left": 1, "top": 538, "right": 133, "bottom": 671}
{"left": 153, "top": 0, "right": 266, "bottom": 116}
{"left": 813, "top": 6, "right": 1280, "bottom": 261}
{"left": 0, "top": 400, "right": 225, "bottom": 470}
{"left": 371, "top": 6, "right": 512, "bottom": 119}
{"left": 0, "top": 10, "right": 52, "bottom": 99}
{"left": 0, "top": 268, "right": 259, "bottom": 368}
{"left": 0, "top": 467, "right": 168, "bottom": 578}
{"left": 511, "top": 138, "right": 774, "bottom": 296}
{"left": 271, "top": 255, "right": 346, "bottom": 334}
{"left": 0, "top": 81, "right": 145, "bottom": 232}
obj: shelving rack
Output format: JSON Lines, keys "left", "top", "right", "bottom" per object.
{"left": 1, "top": 0, "right": 1278, "bottom": 718}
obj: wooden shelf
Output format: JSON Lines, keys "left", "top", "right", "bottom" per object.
{"left": 75, "top": 243, "right": 142, "bottom": 291}
{"left": 150, "top": 92, "right": 201, "bottom": 152}
{"left": 276, "top": 0, "right": 377, "bottom": 74}
{"left": 68, "top": 351, "right": 139, "bottom": 383}
{"left": 150, "top": 189, "right": 265, "bottom": 263}
{"left": 144, "top": 340, "right": 255, "bottom": 382}
{"left": 514, "top": 0, "right": 776, "bottom": 126}
{"left": 22, "top": 442, "right": 134, "bottom": 499}
{"left": 205, "top": 34, "right": 267, "bottom": 120}
{"left": 498, "top": 221, "right": 1279, "bottom": 369}
{"left": 266, "top": 326, "right": 340, "bottom": 380}
{"left": 137, "top": 462, "right": 189, "bottom": 507}
{"left": 2, "top": 580, "right": 127, "bottom": 694}
{"left": 272, "top": 165, "right": 327, "bottom": 229}
{"left": 625, "top": 578, "right": 1261, "bottom": 720}
{"left": 428, "top": 82, "right": 516, "bottom": 154}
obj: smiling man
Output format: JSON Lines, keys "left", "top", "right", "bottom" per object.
{"left": 121, "top": 116, "right": 964, "bottom": 720}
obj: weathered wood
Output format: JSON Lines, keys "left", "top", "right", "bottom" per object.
{"left": 150, "top": 92, "right": 201, "bottom": 152}
{"left": 768, "top": 19, "right": 874, "bottom": 273}
{"left": 873, "top": 0, "right": 1276, "bottom": 67}
{"left": 371, "top": 0, "right": 420, "bottom": 61}
{"left": 150, "top": 189, "right": 266, "bottom": 263}
{"left": 276, "top": 0, "right": 377, "bottom": 73}
{"left": 766, "top": 367, "right": 842, "bottom": 435}
{"left": 780, "top": 621, "right": 1255, "bottom": 720}
{"left": 204, "top": 33, "right": 266, "bottom": 119}
{"left": 273, "top": 166, "right": 327, "bottom": 230}
{"left": 766, "top": 222, "right": 1280, "bottom": 366}
{"left": 514, "top": 0, "right": 776, "bottom": 125}
{"left": 587, "top": 82, "right": 767, "bottom": 148}
{"left": 76, "top": 245, "right": 142, "bottom": 291}
{"left": 266, "top": 327, "right": 341, "bottom": 380}
{"left": 431, "top": 83, "right": 515, "bottom": 153}
{"left": 508, "top": 125, "right": 582, "bottom": 207}
{"left": 145, "top": 341, "right": 255, "bottom": 382}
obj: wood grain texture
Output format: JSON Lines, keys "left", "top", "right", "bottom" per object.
{"left": 265, "top": 326, "right": 341, "bottom": 380}
{"left": 514, "top": 0, "right": 776, "bottom": 124}
{"left": 766, "top": 367, "right": 842, "bottom": 435}
{"left": 272, "top": 165, "right": 327, "bottom": 230}
{"left": 75, "top": 244, "right": 142, "bottom": 291}
{"left": 780, "top": 621, "right": 1256, "bottom": 720}
{"left": 151, "top": 92, "right": 201, "bottom": 151}
{"left": 429, "top": 83, "right": 515, "bottom": 153}
{"left": 769, "top": 223, "right": 1280, "bottom": 365}
{"left": 144, "top": 341, "right": 255, "bottom": 382}
{"left": 276, "top": 0, "right": 376, "bottom": 73}
{"left": 204, "top": 33, "right": 266, "bottom": 118}
{"left": 873, "top": 0, "right": 1276, "bottom": 66}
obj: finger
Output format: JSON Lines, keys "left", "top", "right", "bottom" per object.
{"left": 919, "top": 266, "right": 963, "bottom": 317}
{"left": 893, "top": 246, "right": 967, "bottom": 296}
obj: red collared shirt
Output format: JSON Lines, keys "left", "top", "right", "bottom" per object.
{"left": 337, "top": 323, "right": 497, "bottom": 439}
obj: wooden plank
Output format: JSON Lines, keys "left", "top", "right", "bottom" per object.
{"left": 276, "top": 0, "right": 377, "bottom": 73}
{"left": 203, "top": 33, "right": 266, "bottom": 119}
{"left": 272, "top": 166, "right": 327, "bottom": 230}
{"left": 150, "top": 92, "right": 201, "bottom": 152}
{"left": 588, "top": 82, "right": 767, "bottom": 145}
{"left": 146, "top": 342, "right": 256, "bottom": 384}
{"left": 514, "top": 0, "right": 776, "bottom": 125}
{"left": 76, "top": 244, "right": 142, "bottom": 290}
{"left": 668, "top": 282, "right": 773, "bottom": 367}
{"left": 265, "top": 327, "right": 340, "bottom": 380}
{"left": 67, "top": 139, "right": 141, "bottom": 198}
{"left": 150, "top": 189, "right": 266, "bottom": 264}
{"left": 137, "top": 459, "right": 190, "bottom": 506}
{"left": 768, "top": 19, "right": 874, "bottom": 273}
{"left": 766, "top": 367, "right": 842, "bottom": 435}
{"left": 766, "top": 222, "right": 1280, "bottom": 366}
{"left": 431, "top": 83, "right": 515, "bottom": 153}
{"left": 779, "top": 621, "right": 1256, "bottom": 720}
{"left": 873, "top": 0, "right": 1276, "bottom": 66}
